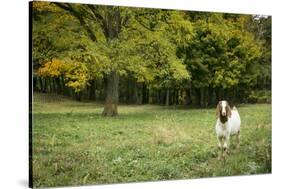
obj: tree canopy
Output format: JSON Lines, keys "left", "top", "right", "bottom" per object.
{"left": 32, "top": 2, "right": 271, "bottom": 114}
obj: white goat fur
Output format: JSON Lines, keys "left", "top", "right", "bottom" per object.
{"left": 215, "top": 101, "right": 241, "bottom": 158}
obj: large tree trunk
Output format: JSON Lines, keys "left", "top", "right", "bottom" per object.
{"left": 102, "top": 7, "right": 121, "bottom": 116}
{"left": 102, "top": 71, "right": 119, "bottom": 116}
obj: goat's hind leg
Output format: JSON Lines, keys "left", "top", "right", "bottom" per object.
{"left": 236, "top": 130, "right": 240, "bottom": 152}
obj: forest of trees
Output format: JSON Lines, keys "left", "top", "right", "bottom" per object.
{"left": 32, "top": 2, "right": 271, "bottom": 116}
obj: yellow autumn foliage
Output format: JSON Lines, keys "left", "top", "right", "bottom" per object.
{"left": 37, "top": 59, "right": 67, "bottom": 78}
{"left": 37, "top": 59, "right": 89, "bottom": 93}
{"left": 32, "top": 1, "right": 60, "bottom": 12}
{"left": 64, "top": 62, "right": 89, "bottom": 93}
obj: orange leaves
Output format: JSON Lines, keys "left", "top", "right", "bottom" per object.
{"left": 37, "top": 59, "right": 89, "bottom": 93}
{"left": 37, "top": 59, "right": 67, "bottom": 78}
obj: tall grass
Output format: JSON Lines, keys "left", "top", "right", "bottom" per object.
{"left": 32, "top": 93, "right": 271, "bottom": 187}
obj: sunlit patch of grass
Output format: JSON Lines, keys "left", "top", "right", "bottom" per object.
{"left": 32, "top": 93, "right": 271, "bottom": 187}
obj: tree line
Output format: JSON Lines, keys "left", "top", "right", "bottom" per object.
{"left": 32, "top": 2, "right": 271, "bottom": 116}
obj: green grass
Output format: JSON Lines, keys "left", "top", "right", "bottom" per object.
{"left": 32, "top": 93, "right": 272, "bottom": 187}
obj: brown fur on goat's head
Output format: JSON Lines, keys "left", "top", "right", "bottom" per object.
{"left": 216, "top": 100, "right": 232, "bottom": 123}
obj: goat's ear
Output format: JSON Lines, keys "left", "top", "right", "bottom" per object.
{"left": 226, "top": 104, "right": 232, "bottom": 118}
{"left": 216, "top": 102, "right": 220, "bottom": 118}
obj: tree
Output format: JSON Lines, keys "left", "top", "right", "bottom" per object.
{"left": 127, "top": 10, "right": 192, "bottom": 105}
{"left": 33, "top": 2, "right": 192, "bottom": 114}
{"left": 32, "top": 2, "right": 270, "bottom": 108}
{"left": 181, "top": 13, "right": 263, "bottom": 106}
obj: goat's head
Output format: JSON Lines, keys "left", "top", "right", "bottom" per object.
{"left": 216, "top": 100, "right": 232, "bottom": 123}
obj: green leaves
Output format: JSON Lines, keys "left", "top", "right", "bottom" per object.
{"left": 33, "top": 1, "right": 270, "bottom": 99}
{"left": 182, "top": 13, "right": 264, "bottom": 90}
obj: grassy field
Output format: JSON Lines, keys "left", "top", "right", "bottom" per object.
{"left": 31, "top": 93, "right": 272, "bottom": 187}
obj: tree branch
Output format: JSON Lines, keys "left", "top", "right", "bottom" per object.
{"left": 53, "top": 2, "right": 98, "bottom": 42}
{"left": 87, "top": 5, "right": 104, "bottom": 22}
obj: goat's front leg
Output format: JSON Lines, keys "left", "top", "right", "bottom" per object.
{"left": 217, "top": 136, "right": 223, "bottom": 160}
{"left": 222, "top": 135, "right": 230, "bottom": 158}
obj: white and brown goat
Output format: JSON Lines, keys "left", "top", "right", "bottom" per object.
{"left": 215, "top": 100, "right": 241, "bottom": 159}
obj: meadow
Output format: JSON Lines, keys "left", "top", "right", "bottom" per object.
{"left": 32, "top": 93, "right": 271, "bottom": 187}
